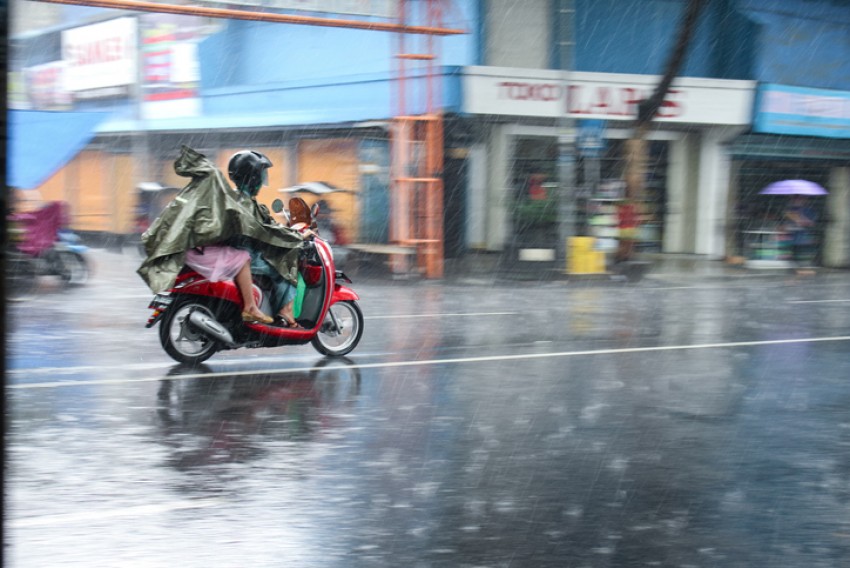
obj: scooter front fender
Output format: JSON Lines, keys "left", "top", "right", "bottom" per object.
{"left": 332, "top": 284, "right": 359, "bottom": 303}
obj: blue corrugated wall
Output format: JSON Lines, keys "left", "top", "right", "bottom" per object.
{"left": 574, "top": 0, "right": 752, "bottom": 79}
{"left": 198, "top": 1, "right": 478, "bottom": 120}
{"left": 573, "top": 0, "right": 849, "bottom": 89}
{"left": 738, "top": 0, "right": 850, "bottom": 90}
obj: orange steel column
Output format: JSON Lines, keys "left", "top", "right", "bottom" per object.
{"left": 390, "top": 0, "right": 446, "bottom": 278}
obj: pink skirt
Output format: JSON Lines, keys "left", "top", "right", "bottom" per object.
{"left": 185, "top": 246, "right": 249, "bottom": 282}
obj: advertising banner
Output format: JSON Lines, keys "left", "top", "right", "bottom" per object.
{"left": 62, "top": 17, "right": 137, "bottom": 97}
{"left": 24, "top": 61, "right": 72, "bottom": 110}
{"left": 754, "top": 83, "right": 850, "bottom": 139}
{"left": 140, "top": 13, "right": 203, "bottom": 120}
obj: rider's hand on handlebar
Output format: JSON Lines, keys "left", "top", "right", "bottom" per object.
{"left": 292, "top": 222, "right": 316, "bottom": 239}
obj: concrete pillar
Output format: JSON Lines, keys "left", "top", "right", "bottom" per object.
{"left": 664, "top": 136, "right": 688, "bottom": 253}
{"left": 695, "top": 128, "right": 735, "bottom": 258}
{"left": 824, "top": 167, "right": 850, "bottom": 268}
{"left": 466, "top": 144, "right": 487, "bottom": 249}
{"left": 724, "top": 160, "right": 742, "bottom": 260}
{"left": 487, "top": 124, "right": 510, "bottom": 250}
{"left": 681, "top": 134, "right": 700, "bottom": 253}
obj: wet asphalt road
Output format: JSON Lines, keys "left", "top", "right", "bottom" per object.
{"left": 5, "top": 249, "right": 850, "bottom": 567}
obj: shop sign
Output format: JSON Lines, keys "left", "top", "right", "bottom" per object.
{"left": 754, "top": 83, "right": 850, "bottom": 139}
{"left": 462, "top": 67, "right": 754, "bottom": 126}
{"left": 141, "top": 13, "right": 202, "bottom": 120}
{"left": 24, "top": 61, "right": 72, "bottom": 110}
{"left": 566, "top": 73, "right": 752, "bottom": 124}
{"left": 463, "top": 68, "right": 566, "bottom": 118}
{"left": 577, "top": 119, "right": 606, "bottom": 157}
{"left": 62, "top": 17, "right": 137, "bottom": 94}
{"left": 567, "top": 83, "right": 683, "bottom": 120}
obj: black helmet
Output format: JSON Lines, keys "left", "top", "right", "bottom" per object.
{"left": 228, "top": 150, "right": 272, "bottom": 193}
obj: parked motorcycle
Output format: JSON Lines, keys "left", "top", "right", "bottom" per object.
{"left": 145, "top": 198, "right": 364, "bottom": 365}
{"left": 7, "top": 201, "right": 90, "bottom": 296}
{"left": 130, "top": 182, "right": 180, "bottom": 256}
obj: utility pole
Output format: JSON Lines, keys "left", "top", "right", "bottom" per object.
{"left": 557, "top": 0, "right": 576, "bottom": 269}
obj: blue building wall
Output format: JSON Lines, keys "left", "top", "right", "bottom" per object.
{"left": 738, "top": 0, "right": 850, "bottom": 91}
{"left": 198, "top": 0, "right": 478, "bottom": 121}
{"left": 574, "top": 0, "right": 850, "bottom": 90}
{"left": 574, "top": 0, "right": 752, "bottom": 79}
{"left": 201, "top": 67, "right": 464, "bottom": 125}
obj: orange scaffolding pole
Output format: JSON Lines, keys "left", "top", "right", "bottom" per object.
{"left": 390, "top": 0, "right": 446, "bottom": 278}
{"left": 33, "top": 0, "right": 466, "bottom": 35}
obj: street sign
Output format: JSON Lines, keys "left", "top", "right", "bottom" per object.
{"left": 577, "top": 119, "right": 607, "bottom": 157}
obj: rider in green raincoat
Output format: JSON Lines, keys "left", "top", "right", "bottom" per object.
{"left": 137, "top": 146, "right": 304, "bottom": 297}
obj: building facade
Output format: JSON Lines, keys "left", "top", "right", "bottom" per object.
{"left": 9, "top": 0, "right": 850, "bottom": 269}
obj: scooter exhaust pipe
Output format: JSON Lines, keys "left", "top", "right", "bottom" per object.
{"left": 188, "top": 311, "right": 236, "bottom": 347}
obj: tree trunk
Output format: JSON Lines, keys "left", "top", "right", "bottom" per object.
{"left": 619, "top": 0, "right": 705, "bottom": 262}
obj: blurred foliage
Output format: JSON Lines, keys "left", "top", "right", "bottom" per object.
{"left": 516, "top": 197, "right": 557, "bottom": 226}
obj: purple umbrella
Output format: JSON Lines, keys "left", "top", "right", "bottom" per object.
{"left": 759, "top": 179, "right": 828, "bottom": 196}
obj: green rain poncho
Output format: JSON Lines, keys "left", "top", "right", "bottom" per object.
{"left": 137, "top": 146, "right": 304, "bottom": 294}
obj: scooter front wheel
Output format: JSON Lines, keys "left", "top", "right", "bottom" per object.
{"left": 159, "top": 299, "right": 219, "bottom": 365}
{"left": 311, "top": 300, "right": 364, "bottom": 357}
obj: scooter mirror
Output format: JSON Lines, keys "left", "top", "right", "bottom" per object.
{"left": 311, "top": 202, "right": 320, "bottom": 218}
{"left": 271, "top": 198, "right": 290, "bottom": 225}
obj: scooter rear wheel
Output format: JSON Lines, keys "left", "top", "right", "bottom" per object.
{"left": 6, "top": 250, "right": 37, "bottom": 302}
{"left": 311, "top": 300, "right": 364, "bottom": 357}
{"left": 56, "top": 251, "right": 89, "bottom": 286}
{"left": 160, "top": 298, "right": 219, "bottom": 365}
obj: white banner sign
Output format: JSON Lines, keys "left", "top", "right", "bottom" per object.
{"left": 463, "top": 67, "right": 755, "bottom": 126}
{"left": 25, "top": 61, "right": 72, "bottom": 110}
{"left": 62, "top": 17, "right": 137, "bottom": 93}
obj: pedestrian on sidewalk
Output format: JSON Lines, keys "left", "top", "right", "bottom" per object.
{"left": 783, "top": 196, "right": 817, "bottom": 275}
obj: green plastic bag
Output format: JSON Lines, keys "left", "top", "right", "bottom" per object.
{"left": 292, "top": 273, "right": 306, "bottom": 318}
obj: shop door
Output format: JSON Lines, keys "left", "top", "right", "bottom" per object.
{"left": 443, "top": 155, "right": 468, "bottom": 259}
{"left": 359, "top": 139, "right": 390, "bottom": 243}
{"left": 510, "top": 137, "right": 559, "bottom": 249}
{"left": 577, "top": 139, "right": 669, "bottom": 254}
{"left": 298, "top": 138, "right": 360, "bottom": 242}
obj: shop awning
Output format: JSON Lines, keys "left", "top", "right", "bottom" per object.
{"left": 8, "top": 110, "right": 108, "bottom": 189}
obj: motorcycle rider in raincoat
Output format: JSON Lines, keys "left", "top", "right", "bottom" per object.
{"left": 138, "top": 146, "right": 306, "bottom": 325}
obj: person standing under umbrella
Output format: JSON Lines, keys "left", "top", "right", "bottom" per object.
{"left": 783, "top": 196, "right": 817, "bottom": 275}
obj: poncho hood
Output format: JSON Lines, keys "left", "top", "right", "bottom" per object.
{"left": 137, "top": 146, "right": 303, "bottom": 293}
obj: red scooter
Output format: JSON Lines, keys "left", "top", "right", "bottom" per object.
{"left": 145, "top": 198, "right": 363, "bottom": 365}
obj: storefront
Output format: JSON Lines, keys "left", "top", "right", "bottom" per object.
{"left": 141, "top": 128, "right": 390, "bottom": 247}
{"left": 11, "top": 13, "right": 396, "bottom": 246}
{"left": 460, "top": 66, "right": 756, "bottom": 270}
{"left": 729, "top": 84, "right": 850, "bottom": 269}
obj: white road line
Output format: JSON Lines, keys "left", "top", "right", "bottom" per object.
{"left": 366, "top": 311, "right": 517, "bottom": 320}
{"left": 6, "top": 312, "right": 515, "bottom": 376}
{"left": 788, "top": 299, "right": 850, "bottom": 304}
{"left": 7, "top": 498, "right": 224, "bottom": 529}
{"left": 9, "top": 335, "right": 850, "bottom": 390}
